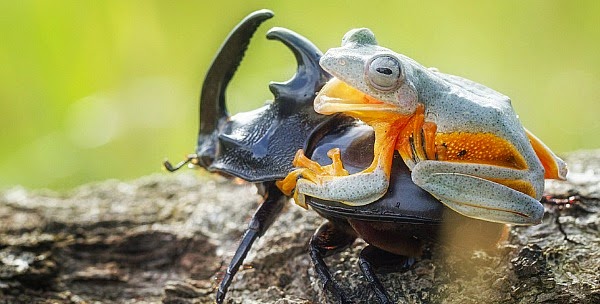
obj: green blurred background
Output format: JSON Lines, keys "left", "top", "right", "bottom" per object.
{"left": 1, "top": 1, "right": 599, "bottom": 190}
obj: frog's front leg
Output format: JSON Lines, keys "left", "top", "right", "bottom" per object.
{"left": 279, "top": 135, "right": 397, "bottom": 208}
{"left": 411, "top": 161, "right": 545, "bottom": 225}
{"left": 294, "top": 161, "right": 390, "bottom": 207}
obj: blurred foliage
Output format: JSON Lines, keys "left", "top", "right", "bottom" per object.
{"left": 1, "top": 1, "right": 599, "bottom": 190}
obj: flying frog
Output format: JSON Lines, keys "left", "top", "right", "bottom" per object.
{"left": 277, "top": 28, "right": 567, "bottom": 225}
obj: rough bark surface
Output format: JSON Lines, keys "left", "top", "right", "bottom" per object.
{"left": 1, "top": 150, "right": 599, "bottom": 304}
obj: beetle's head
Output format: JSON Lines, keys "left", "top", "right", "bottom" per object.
{"left": 164, "top": 10, "right": 328, "bottom": 178}
{"left": 164, "top": 10, "right": 275, "bottom": 172}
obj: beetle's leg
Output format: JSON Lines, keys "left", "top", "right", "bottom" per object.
{"left": 411, "top": 161, "right": 545, "bottom": 225}
{"left": 310, "top": 221, "right": 357, "bottom": 304}
{"left": 358, "top": 245, "right": 415, "bottom": 304}
{"left": 216, "top": 183, "right": 286, "bottom": 304}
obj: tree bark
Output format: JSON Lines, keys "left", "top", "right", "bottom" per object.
{"left": 1, "top": 150, "right": 599, "bottom": 303}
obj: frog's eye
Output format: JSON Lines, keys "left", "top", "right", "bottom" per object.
{"left": 366, "top": 55, "right": 402, "bottom": 91}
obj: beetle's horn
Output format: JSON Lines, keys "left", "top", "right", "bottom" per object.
{"left": 266, "top": 27, "right": 329, "bottom": 104}
{"left": 196, "top": 9, "right": 274, "bottom": 167}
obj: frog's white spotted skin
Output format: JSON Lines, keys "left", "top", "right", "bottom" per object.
{"left": 296, "top": 164, "right": 389, "bottom": 206}
{"left": 280, "top": 28, "right": 567, "bottom": 225}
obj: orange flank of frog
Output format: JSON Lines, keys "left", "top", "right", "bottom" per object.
{"left": 434, "top": 132, "right": 528, "bottom": 170}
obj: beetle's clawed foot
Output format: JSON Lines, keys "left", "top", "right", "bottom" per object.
{"left": 163, "top": 154, "right": 199, "bottom": 172}
{"left": 276, "top": 148, "right": 349, "bottom": 208}
{"left": 215, "top": 289, "right": 226, "bottom": 304}
{"left": 320, "top": 277, "right": 354, "bottom": 304}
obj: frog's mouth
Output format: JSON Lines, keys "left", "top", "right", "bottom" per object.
{"left": 314, "top": 78, "right": 400, "bottom": 115}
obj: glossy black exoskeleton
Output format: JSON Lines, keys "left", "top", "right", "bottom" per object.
{"left": 164, "top": 10, "right": 506, "bottom": 304}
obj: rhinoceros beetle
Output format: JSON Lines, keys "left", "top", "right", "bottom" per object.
{"left": 164, "top": 10, "right": 506, "bottom": 304}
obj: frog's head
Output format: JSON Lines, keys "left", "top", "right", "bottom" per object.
{"left": 315, "top": 28, "right": 418, "bottom": 118}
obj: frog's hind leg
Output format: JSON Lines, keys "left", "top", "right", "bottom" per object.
{"left": 525, "top": 129, "right": 568, "bottom": 180}
{"left": 411, "top": 161, "right": 545, "bottom": 225}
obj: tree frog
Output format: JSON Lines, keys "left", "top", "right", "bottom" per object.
{"left": 277, "top": 28, "right": 567, "bottom": 225}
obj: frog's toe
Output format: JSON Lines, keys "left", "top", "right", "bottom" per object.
{"left": 292, "top": 149, "right": 327, "bottom": 174}
{"left": 325, "top": 148, "right": 349, "bottom": 176}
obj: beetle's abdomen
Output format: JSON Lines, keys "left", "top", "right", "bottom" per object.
{"left": 434, "top": 132, "right": 527, "bottom": 170}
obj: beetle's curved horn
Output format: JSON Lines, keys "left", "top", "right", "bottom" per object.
{"left": 196, "top": 9, "right": 274, "bottom": 166}
{"left": 266, "top": 27, "right": 329, "bottom": 104}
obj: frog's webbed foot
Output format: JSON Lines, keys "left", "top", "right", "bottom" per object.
{"left": 277, "top": 148, "right": 349, "bottom": 207}
{"left": 277, "top": 148, "right": 389, "bottom": 208}
{"left": 411, "top": 161, "right": 545, "bottom": 225}
{"left": 291, "top": 148, "right": 350, "bottom": 177}
{"left": 277, "top": 149, "right": 346, "bottom": 191}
